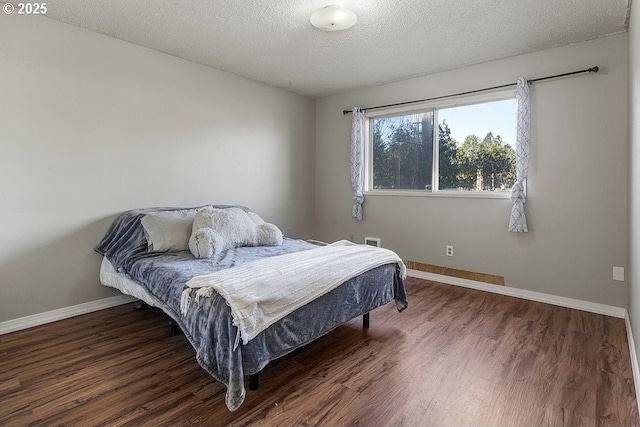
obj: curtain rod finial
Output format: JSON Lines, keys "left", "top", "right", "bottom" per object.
{"left": 343, "top": 110, "right": 351, "bottom": 115}
{"left": 590, "top": 66, "right": 599, "bottom": 73}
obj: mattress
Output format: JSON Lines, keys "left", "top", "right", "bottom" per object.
{"left": 100, "top": 257, "right": 163, "bottom": 310}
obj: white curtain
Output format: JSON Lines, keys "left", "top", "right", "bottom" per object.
{"left": 509, "top": 77, "right": 530, "bottom": 233}
{"left": 351, "top": 107, "right": 365, "bottom": 221}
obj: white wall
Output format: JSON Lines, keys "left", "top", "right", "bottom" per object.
{"left": 0, "top": 15, "right": 315, "bottom": 322}
{"left": 316, "top": 34, "right": 629, "bottom": 307}
{"left": 629, "top": 1, "right": 640, "bottom": 368}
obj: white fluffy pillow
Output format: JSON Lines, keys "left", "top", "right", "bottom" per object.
{"left": 141, "top": 209, "right": 196, "bottom": 252}
{"left": 189, "top": 207, "right": 283, "bottom": 258}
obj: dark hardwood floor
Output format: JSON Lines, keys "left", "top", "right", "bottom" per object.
{"left": 1, "top": 278, "right": 638, "bottom": 426}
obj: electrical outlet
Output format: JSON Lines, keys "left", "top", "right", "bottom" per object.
{"left": 446, "top": 245, "right": 454, "bottom": 257}
{"left": 613, "top": 266, "right": 625, "bottom": 281}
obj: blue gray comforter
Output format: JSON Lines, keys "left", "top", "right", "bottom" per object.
{"left": 95, "top": 206, "right": 407, "bottom": 411}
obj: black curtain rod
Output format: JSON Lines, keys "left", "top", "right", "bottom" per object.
{"left": 342, "top": 66, "right": 599, "bottom": 115}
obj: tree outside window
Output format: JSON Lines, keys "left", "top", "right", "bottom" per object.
{"left": 370, "top": 98, "right": 516, "bottom": 193}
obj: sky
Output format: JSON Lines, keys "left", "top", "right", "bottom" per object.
{"left": 438, "top": 99, "right": 517, "bottom": 148}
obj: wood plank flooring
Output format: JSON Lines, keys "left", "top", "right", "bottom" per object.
{"left": 1, "top": 277, "right": 638, "bottom": 426}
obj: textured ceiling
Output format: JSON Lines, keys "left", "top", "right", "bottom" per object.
{"left": 43, "top": 0, "right": 630, "bottom": 98}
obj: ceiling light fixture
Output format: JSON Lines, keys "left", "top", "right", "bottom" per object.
{"left": 310, "top": 5, "right": 357, "bottom": 31}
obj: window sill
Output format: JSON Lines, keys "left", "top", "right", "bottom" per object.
{"left": 364, "top": 190, "right": 511, "bottom": 199}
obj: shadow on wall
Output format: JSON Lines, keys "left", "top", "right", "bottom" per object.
{"left": 0, "top": 214, "right": 123, "bottom": 323}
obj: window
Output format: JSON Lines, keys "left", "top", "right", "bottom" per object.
{"left": 367, "top": 95, "right": 517, "bottom": 196}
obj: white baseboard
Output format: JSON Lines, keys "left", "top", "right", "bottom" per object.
{"left": 408, "top": 269, "right": 626, "bottom": 318}
{"left": 0, "top": 271, "right": 627, "bottom": 334}
{"left": 625, "top": 312, "right": 640, "bottom": 417}
{"left": 0, "top": 294, "right": 136, "bottom": 335}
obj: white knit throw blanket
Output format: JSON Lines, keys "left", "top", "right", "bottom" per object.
{"left": 181, "top": 240, "right": 406, "bottom": 348}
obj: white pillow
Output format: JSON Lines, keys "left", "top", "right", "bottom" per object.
{"left": 140, "top": 209, "right": 196, "bottom": 252}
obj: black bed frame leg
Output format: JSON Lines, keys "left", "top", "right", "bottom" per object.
{"left": 133, "top": 300, "right": 149, "bottom": 310}
{"left": 169, "top": 320, "right": 182, "bottom": 336}
{"left": 363, "top": 312, "right": 370, "bottom": 329}
{"left": 249, "top": 373, "right": 259, "bottom": 390}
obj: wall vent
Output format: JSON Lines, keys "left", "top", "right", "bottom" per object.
{"left": 364, "top": 237, "right": 381, "bottom": 247}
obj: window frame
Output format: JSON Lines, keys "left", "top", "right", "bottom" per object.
{"left": 364, "top": 89, "right": 517, "bottom": 199}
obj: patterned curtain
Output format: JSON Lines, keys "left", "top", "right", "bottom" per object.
{"left": 509, "top": 77, "right": 530, "bottom": 232}
{"left": 350, "top": 107, "right": 365, "bottom": 221}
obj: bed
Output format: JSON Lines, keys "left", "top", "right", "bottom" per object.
{"left": 95, "top": 205, "right": 407, "bottom": 411}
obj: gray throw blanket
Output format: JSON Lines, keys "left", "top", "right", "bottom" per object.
{"left": 95, "top": 206, "right": 407, "bottom": 411}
